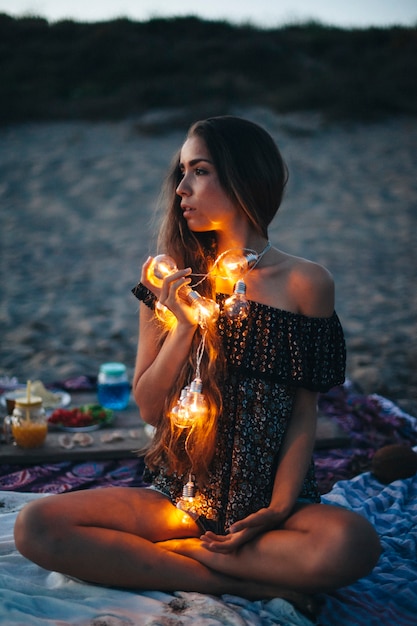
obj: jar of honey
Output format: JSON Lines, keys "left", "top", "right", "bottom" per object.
{"left": 11, "top": 396, "right": 48, "bottom": 448}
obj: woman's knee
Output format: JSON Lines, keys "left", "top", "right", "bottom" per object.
{"left": 310, "top": 509, "right": 381, "bottom": 588}
{"left": 14, "top": 497, "right": 66, "bottom": 560}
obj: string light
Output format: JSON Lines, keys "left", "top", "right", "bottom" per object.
{"left": 169, "top": 386, "right": 190, "bottom": 428}
{"left": 144, "top": 243, "right": 272, "bottom": 520}
{"left": 169, "top": 329, "right": 208, "bottom": 430}
{"left": 223, "top": 279, "right": 250, "bottom": 321}
{"left": 216, "top": 249, "right": 258, "bottom": 282}
{"left": 147, "top": 254, "right": 178, "bottom": 289}
{"left": 179, "top": 377, "right": 209, "bottom": 425}
{"left": 146, "top": 253, "right": 220, "bottom": 326}
{"left": 186, "top": 291, "right": 219, "bottom": 327}
{"left": 169, "top": 370, "right": 209, "bottom": 432}
{"left": 147, "top": 244, "right": 269, "bottom": 293}
{"left": 176, "top": 475, "right": 199, "bottom": 520}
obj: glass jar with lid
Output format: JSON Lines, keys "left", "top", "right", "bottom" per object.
{"left": 97, "top": 362, "right": 130, "bottom": 410}
{"left": 11, "top": 395, "right": 48, "bottom": 448}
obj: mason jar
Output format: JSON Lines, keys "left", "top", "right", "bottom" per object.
{"left": 97, "top": 362, "right": 130, "bottom": 410}
{"left": 11, "top": 396, "right": 47, "bottom": 448}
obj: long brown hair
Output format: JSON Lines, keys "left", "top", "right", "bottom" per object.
{"left": 144, "top": 116, "right": 288, "bottom": 483}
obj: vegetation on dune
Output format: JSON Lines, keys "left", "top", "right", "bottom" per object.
{"left": 0, "top": 13, "right": 416, "bottom": 124}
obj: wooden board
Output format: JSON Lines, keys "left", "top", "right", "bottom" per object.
{"left": 0, "top": 394, "right": 150, "bottom": 464}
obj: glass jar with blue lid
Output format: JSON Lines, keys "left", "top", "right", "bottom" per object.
{"left": 97, "top": 362, "right": 130, "bottom": 410}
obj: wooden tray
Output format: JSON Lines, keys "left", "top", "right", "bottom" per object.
{"left": 0, "top": 394, "right": 150, "bottom": 464}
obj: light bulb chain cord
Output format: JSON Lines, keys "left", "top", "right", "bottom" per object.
{"left": 183, "top": 329, "right": 206, "bottom": 473}
{"left": 188, "top": 242, "right": 271, "bottom": 288}
{"left": 184, "top": 433, "right": 193, "bottom": 470}
{"left": 194, "top": 329, "right": 207, "bottom": 380}
{"left": 189, "top": 274, "right": 208, "bottom": 289}
{"left": 245, "top": 240, "right": 271, "bottom": 276}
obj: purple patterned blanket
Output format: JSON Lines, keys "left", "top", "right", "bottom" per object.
{"left": 1, "top": 381, "right": 416, "bottom": 495}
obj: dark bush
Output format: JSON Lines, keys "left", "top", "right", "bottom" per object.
{"left": 0, "top": 14, "right": 416, "bottom": 124}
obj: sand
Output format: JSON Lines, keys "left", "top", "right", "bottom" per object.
{"left": 1, "top": 108, "right": 416, "bottom": 415}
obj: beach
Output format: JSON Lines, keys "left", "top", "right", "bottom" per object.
{"left": 1, "top": 108, "right": 416, "bottom": 416}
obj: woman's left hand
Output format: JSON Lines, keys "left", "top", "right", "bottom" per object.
{"left": 201, "top": 507, "right": 288, "bottom": 553}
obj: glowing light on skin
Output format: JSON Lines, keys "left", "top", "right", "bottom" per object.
{"left": 154, "top": 301, "right": 177, "bottom": 328}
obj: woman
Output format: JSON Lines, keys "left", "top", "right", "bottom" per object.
{"left": 14, "top": 116, "right": 380, "bottom": 603}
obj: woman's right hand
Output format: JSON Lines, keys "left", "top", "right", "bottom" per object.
{"left": 141, "top": 257, "right": 197, "bottom": 328}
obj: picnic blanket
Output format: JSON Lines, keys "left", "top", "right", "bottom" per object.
{"left": 1, "top": 466, "right": 416, "bottom": 625}
{"left": 1, "top": 383, "right": 416, "bottom": 624}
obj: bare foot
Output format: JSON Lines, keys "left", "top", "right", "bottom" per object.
{"left": 158, "top": 537, "right": 209, "bottom": 561}
{"left": 158, "top": 537, "right": 321, "bottom": 618}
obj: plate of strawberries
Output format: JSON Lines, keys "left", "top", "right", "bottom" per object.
{"left": 48, "top": 404, "right": 113, "bottom": 432}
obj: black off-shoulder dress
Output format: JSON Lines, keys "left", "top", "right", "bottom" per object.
{"left": 133, "top": 284, "right": 346, "bottom": 533}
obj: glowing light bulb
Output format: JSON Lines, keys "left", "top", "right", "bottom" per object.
{"left": 217, "top": 250, "right": 258, "bottom": 281}
{"left": 169, "top": 387, "right": 189, "bottom": 428}
{"left": 187, "top": 291, "right": 220, "bottom": 327}
{"left": 178, "top": 377, "right": 208, "bottom": 427}
{"left": 176, "top": 478, "right": 199, "bottom": 520}
{"left": 224, "top": 280, "right": 250, "bottom": 321}
{"left": 147, "top": 254, "right": 178, "bottom": 288}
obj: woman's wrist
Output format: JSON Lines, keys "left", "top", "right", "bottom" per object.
{"left": 269, "top": 493, "right": 296, "bottom": 519}
{"left": 172, "top": 318, "right": 199, "bottom": 336}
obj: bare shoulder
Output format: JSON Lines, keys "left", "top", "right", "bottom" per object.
{"left": 286, "top": 255, "right": 335, "bottom": 317}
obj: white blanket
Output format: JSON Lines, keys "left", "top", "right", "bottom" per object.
{"left": 2, "top": 453, "right": 417, "bottom": 625}
{"left": 0, "top": 491, "right": 313, "bottom": 625}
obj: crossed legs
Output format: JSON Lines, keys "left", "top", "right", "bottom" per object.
{"left": 14, "top": 486, "right": 381, "bottom": 597}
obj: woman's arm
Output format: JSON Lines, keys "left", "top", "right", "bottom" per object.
{"left": 266, "top": 258, "right": 334, "bottom": 512}
{"left": 268, "top": 256, "right": 334, "bottom": 513}
{"left": 268, "top": 387, "right": 318, "bottom": 517}
{"left": 132, "top": 259, "right": 199, "bottom": 425}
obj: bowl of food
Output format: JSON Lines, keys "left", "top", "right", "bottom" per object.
{"left": 48, "top": 404, "right": 114, "bottom": 432}
{"left": 2, "top": 380, "right": 71, "bottom": 413}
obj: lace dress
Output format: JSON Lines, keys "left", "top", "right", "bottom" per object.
{"left": 133, "top": 284, "right": 346, "bottom": 533}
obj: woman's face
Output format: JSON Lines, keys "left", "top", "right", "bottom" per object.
{"left": 176, "top": 135, "right": 241, "bottom": 234}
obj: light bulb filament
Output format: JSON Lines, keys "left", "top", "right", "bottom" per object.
{"left": 224, "top": 280, "right": 250, "bottom": 321}
{"left": 187, "top": 291, "right": 219, "bottom": 327}
{"left": 176, "top": 478, "right": 199, "bottom": 521}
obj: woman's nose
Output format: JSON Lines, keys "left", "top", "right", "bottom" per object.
{"left": 176, "top": 176, "right": 189, "bottom": 196}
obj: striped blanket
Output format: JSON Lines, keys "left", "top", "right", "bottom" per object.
{"left": 319, "top": 469, "right": 417, "bottom": 625}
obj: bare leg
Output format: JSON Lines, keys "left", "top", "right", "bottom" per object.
{"left": 160, "top": 503, "right": 381, "bottom": 593}
{"left": 13, "top": 487, "right": 287, "bottom": 599}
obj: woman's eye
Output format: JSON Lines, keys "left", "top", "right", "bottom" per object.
{"left": 195, "top": 168, "right": 207, "bottom": 176}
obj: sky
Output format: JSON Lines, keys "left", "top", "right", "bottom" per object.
{"left": 1, "top": 0, "right": 416, "bottom": 28}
